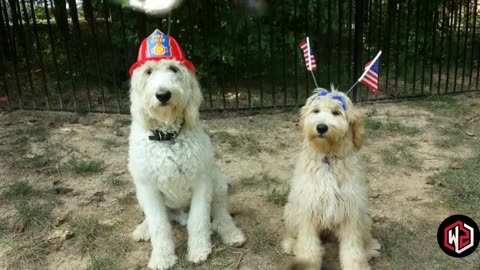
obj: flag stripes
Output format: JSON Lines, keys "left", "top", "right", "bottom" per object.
{"left": 299, "top": 39, "right": 317, "bottom": 71}
{"left": 360, "top": 56, "right": 380, "bottom": 94}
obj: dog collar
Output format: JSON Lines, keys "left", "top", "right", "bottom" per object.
{"left": 149, "top": 123, "right": 183, "bottom": 142}
{"left": 149, "top": 129, "right": 179, "bottom": 142}
{"left": 322, "top": 155, "right": 330, "bottom": 165}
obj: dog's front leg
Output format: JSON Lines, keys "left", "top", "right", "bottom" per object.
{"left": 136, "top": 184, "right": 177, "bottom": 270}
{"left": 187, "top": 181, "right": 213, "bottom": 263}
{"left": 338, "top": 219, "right": 370, "bottom": 270}
{"left": 294, "top": 221, "right": 323, "bottom": 267}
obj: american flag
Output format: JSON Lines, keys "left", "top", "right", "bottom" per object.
{"left": 360, "top": 54, "right": 381, "bottom": 94}
{"left": 298, "top": 38, "right": 317, "bottom": 71}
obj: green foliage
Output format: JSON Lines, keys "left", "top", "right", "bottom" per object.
{"left": 1, "top": 181, "right": 33, "bottom": 200}
{"left": 63, "top": 156, "right": 103, "bottom": 174}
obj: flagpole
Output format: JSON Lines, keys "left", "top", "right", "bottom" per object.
{"left": 311, "top": 72, "right": 319, "bottom": 88}
{"left": 345, "top": 81, "right": 359, "bottom": 95}
{"left": 306, "top": 37, "right": 319, "bottom": 89}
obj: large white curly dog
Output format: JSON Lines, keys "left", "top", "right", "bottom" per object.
{"left": 283, "top": 88, "right": 380, "bottom": 270}
{"left": 128, "top": 59, "right": 246, "bottom": 270}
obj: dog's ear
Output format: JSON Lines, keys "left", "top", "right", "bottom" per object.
{"left": 184, "top": 74, "right": 203, "bottom": 129}
{"left": 298, "top": 103, "right": 309, "bottom": 137}
{"left": 348, "top": 108, "right": 364, "bottom": 151}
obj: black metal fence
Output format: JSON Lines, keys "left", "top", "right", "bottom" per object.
{"left": 0, "top": 0, "right": 479, "bottom": 113}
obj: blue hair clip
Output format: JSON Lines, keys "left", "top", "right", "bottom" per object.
{"left": 310, "top": 89, "right": 347, "bottom": 111}
{"left": 331, "top": 95, "right": 347, "bottom": 111}
{"left": 317, "top": 89, "right": 329, "bottom": 96}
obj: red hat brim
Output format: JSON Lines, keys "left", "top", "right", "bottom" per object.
{"left": 129, "top": 57, "right": 196, "bottom": 76}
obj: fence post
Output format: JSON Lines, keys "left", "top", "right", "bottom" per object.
{"left": 352, "top": 0, "right": 364, "bottom": 102}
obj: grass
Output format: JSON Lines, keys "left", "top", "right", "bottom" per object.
{"left": 364, "top": 118, "right": 419, "bottom": 136}
{"left": 102, "top": 137, "right": 122, "bottom": 150}
{"left": 71, "top": 216, "right": 132, "bottom": 270}
{"left": 405, "top": 95, "right": 468, "bottom": 118}
{"left": 239, "top": 172, "right": 279, "bottom": 187}
{"left": 5, "top": 236, "right": 48, "bottom": 270}
{"left": 1, "top": 181, "right": 33, "bottom": 200}
{"left": 251, "top": 228, "right": 271, "bottom": 254}
{"left": 383, "top": 122, "right": 420, "bottom": 136}
{"left": 265, "top": 187, "right": 289, "bottom": 206}
{"left": 14, "top": 155, "right": 49, "bottom": 170}
{"left": 381, "top": 142, "right": 419, "bottom": 169}
{"left": 71, "top": 216, "right": 109, "bottom": 254}
{"left": 106, "top": 173, "right": 127, "bottom": 187}
{"left": 432, "top": 152, "right": 480, "bottom": 217}
{"left": 14, "top": 201, "right": 55, "bottom": 227}
{"left": 62, "top": 156, "right": 103, "bottom": 174}
{"left": 116, "top": 191, "right": 136, "bottom": 205}
{"left": 373, "top": 222, "right": 468, "bottom": 270}
{"left": 115, "top": 117, "right": 131, "bottom": 126}
{"left": 212, "top": 131, "right": 264, "bottom": 155}
{"left": 25, "top": 125, "right": 49, "bottom": 142}
{"left": 0, "top": 220, "right": 8, "bottom": 237}
{"left": 433, "top": 137, "right": 461, "bottom": 149}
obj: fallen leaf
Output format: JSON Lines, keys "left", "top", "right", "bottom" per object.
{"left": 12, "top": 223, "right": 25, "bottom": 233}
{"left": 406, "top": 196, "right": 422, "bottom": 202}
{"left": 55, "top": 212, "right": 69, "bottom": 225}
{"left": 113, "top": 128, "right": 124, "bottom": 137}
{"left": 426, "top": 179, "right": 436, "bottom": 185}
{"left": 46, "top": 229, "right": 75, "bottom": 250}
{"left": 68, "top": 117, "right": 79, "bottom": 124}
{"left": 55, "top": 187, "right": 73, "bottom": 194}
{"left": 449, "top": 161, "right": 463, "bottom": 169}
{"left": 91, "top": 191, "right": 105, "bottom": 202}
{"left": 93, "top": 191, "right": 104, "bottom": 197}
{"left": 372, "top": 215, "right": 388, "bottom": 224}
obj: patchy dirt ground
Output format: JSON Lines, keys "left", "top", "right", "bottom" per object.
{"left": 0, "top": 94, "right": 479, "bottom": 270}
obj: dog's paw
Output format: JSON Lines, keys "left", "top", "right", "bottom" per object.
{"left": 187, "top": 245, "right": 212, "bottom": 264}
{"left": 132, "top": 221, "right": 150, "bottom": 241}
{"left": 281, "top": 238, "right": 295, "bottom": 255}
{"left": 366, "top": 238, "right": 381, "bottom": 260}
{"left": 222, "top": 228, "right": 246, "bottom": 247}
{"left": 147, "top": 253, "right": 177, "bottom": 270}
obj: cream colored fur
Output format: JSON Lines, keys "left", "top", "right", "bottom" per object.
{"left": 129, "top": 60, "right": 245, "bottom": 270}
{"left": 282, "top": 88, "right": 380, "bottom": 270}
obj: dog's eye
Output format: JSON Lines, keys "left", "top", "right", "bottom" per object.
{"left": 333, "top": 111, "right": 341, "bottom": 116}
{"left": 168, "top": 65, "right": 179, "bottom": 73}
{"left": 146, "top": 68, "right": 152, "bottom": 75}
{"left": 312, "top": 109, "right": 320, "bottom": 114}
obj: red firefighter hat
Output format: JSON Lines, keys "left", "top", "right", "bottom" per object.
{"left": 129, "top": 29, "right": 195, "bottom": 76}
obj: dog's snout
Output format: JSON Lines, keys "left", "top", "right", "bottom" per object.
{"left": 156, "top": 90, "right": 172, "bottom": 103}
{"left": 316, "top": 124, "right": 329, "bottom": 134}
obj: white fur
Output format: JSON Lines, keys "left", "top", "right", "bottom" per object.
{"left": 283, "top": 89, "right": 380, "bottom": 270}
{"left": 128, "top": 60, "right": 245, "bottom": 270}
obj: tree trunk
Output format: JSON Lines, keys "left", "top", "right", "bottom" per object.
{"left": 53, "top": 0, "right": 69, "bottom": 40}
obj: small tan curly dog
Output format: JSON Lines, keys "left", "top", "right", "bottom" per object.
{"left": 282, "top": 88, "right": 380, "bottom": 270}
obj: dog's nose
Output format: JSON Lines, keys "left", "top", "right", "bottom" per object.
{"left": 316, "top": 124, "right": 329, "bottom": 134}
{"left": 156, "top": 91, "right": 171, "bottom": 103}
